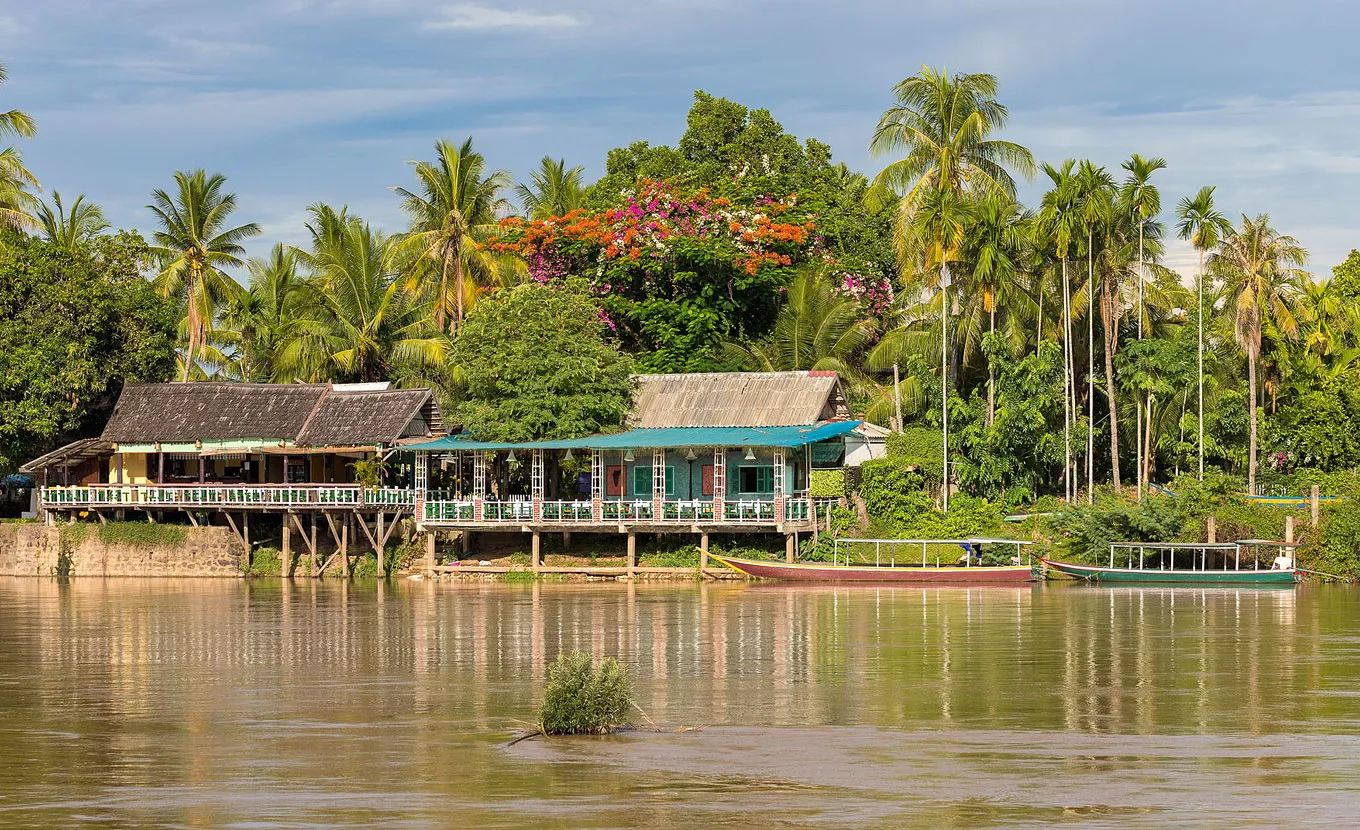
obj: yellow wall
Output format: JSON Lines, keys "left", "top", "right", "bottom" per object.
{"left": 110, "top": 452, "right": 151, "bottom": 484}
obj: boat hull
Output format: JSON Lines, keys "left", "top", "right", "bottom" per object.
{"left": 711, "top": 555, "right": 1035, "bottom": 583}
{"left": 1041, "top": 558, "right": 1297, "bottom": 585}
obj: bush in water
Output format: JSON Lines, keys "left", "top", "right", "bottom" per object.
{"left": 539, "top": 651, "right": 632, "bottom": 735}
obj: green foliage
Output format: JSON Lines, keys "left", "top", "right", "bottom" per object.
{"left": 1301, "top": 502, "right": 1360, "bottom": 578}
{"left": 885, "top": 426, "right": 944, "bottom": 481}
{"left": 96, "top": 521, "right": 187, "bottom": 548}
{"left": 450, "top": 281, "right": 634, "bottom": 441}
{"left": 954, "top": 340, "right": 1066, "bottom": 501}
{"left": 808, "top": 468, "right": 846, "bottom": 499}
{"left": 800, "top": 506, "right": 859, "bottom": 561}
{"left": 860, "top": 458, "right": 935, "bottom": 531}
{"left": 1330, "top": 249, "right": 1360, "bottom": 299}
{"left": 247, "top": 547, "right": 283, "bottom": 577}
{"left": 539, "top": 651, "right": 633, "bottom": 736}
{"left": 1264, "top": 383, "right": 1360, "bottom": 472}
{"left": 0, "top": 233, "right": 177, "bottom": 471}
{"left": 349, "top": 457, "right": 387, "bottom": 487}
{"left": 640, "top": 547, "right": 700, "bottom": 568}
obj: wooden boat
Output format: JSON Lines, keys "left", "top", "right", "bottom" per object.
{"left": 712, "top": 538, "right": 1036, "bottom": 583}
{"left": 1041, "top": 540, "right": 1299, "bottom": 585}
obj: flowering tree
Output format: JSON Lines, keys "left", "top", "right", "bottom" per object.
{"left": 491, "top": 180, "right": 831, "bottom": 370}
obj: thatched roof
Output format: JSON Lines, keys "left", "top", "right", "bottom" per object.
{"left": 100, "top": 382, "right": 442, "bottom": 447}
{"left": 629, "top": 371, "right": 849, "bottom": 428}
{"left": 296, "top": 388, "right": 433, "bottom": 447}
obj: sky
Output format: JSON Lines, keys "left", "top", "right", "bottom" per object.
{"left": 3, "top": 0, "right": 1359, "bottom": 275}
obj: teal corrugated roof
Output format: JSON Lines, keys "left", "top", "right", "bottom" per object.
{"left": 405, "top": 422, "right": 862, "bottom": 452}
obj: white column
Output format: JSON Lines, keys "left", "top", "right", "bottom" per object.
{"left": 652, "top": 448, "right": 666, "bottom": 522}
{"left": 591, "top": 449, "right": 604, "bottom": 522}
{"left": 472, "top": 450, "right": 487, "bottom": 522}
{"left": 531, "top": 449, "right": 545, "bottom": 521}
{"left": 773, "top": 447, "right": 786, "bottom": 524}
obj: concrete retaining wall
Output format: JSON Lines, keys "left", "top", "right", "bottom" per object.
{"left": 0, "top": 523, "right": 244, "bottom": 577}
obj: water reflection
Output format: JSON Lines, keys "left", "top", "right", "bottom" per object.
{"left": 0, "top": 578, "right": 1355, "bottom": 827}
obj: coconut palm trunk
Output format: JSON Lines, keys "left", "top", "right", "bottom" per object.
{"left": 1101, "top": 281, "right": 1122, "bottom": 491}
{"left": 987, "top": 300, "right": 996, "bottom": 426}
{"left": 1247, "top": 348, "right": 1258, "bottom": 493}
{"left": 1087, "top": 235, "right": 1094, "bottom": 502}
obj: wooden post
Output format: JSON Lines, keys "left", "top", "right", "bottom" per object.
{"left": 562, "top": 531, "right": 571, "bottom": 551}
{"left": 1207, "top": 515, "right": 1216, "bottom": 544}
{"left": 531, "top": 530, "right": 542, "bottom": 571}
{"left": 241, "top": 512, "right": 252, "bottom": 574}
{"left": 626, "top": 531, "right": 637, "bottom": 577}
{"left": 376, "top": 513, "right": 386, "bottom": 578}
{"left": 282, "top": 520, "right": 293, "bottom": 577}
{"left": 425, "top": 531, "right": 436, "bottom": 575}
{"left": 700, "top": 532, "right": 709, "bottom": 575}
{"left": 338, "top": 514, "right": 349, "bottom": 578}
{"left": 1285, "top": 515, "right": 1295, "bottom": 545}
{"left": 310, "top": 513, "right": 318, "bottom": 577}
{"left": 786, "top": 533, "right": 795, "bottom": 563}
{"left": 157, "top": 452, "right": 165, "bottom": 484}
{"left": 198, "top": 454, "right": 205, "bottom": 484}
{"left": 1311, "top": 485, "right": 1320, "bottom": 526}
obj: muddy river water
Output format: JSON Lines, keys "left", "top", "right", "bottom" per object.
{"left": 0, "top": 578, "right": 1356, "bottom": 827}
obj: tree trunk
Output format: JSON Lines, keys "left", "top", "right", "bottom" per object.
{"left": 1101, "top": 281, "right": 1122, "bottom": 491}
{"left": 1062, "top": 258, "right": 1071, "bottom": 502}
{"left": 452, "top": 239, "right": 466, "bottom": 331}
{"left": 1248, "top": 349, "right": 1258, "bottom": 494}
{"left": 1142, "top": 395, "right": 1155, "bottom": 489}
{"left": 1087, "top": 234, "right": 1095, "bottom": 503}
{"left": 987, "top": 303, "right": 995, "bottom": 427}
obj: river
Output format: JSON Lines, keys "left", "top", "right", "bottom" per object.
{"left": 0, "top": 578, "right": 1357, "bottom": 827}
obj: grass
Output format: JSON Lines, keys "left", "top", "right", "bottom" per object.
{"left": 539, "top": 651, "right": 633, "bottom": 736}
{"left": 96, "top": 522, "right": 187, "bottom": 547}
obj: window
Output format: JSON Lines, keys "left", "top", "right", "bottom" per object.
{"left": 631, "top": 465, "right": 675, "bottom": 497}
{"left": 738, "top": 466, "right": 775, "bottom": 494}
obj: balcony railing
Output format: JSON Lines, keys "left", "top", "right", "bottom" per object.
{"left": 41, "top": 484, "right": 415, "bottom": 510}
{"left": 415, "top": 496, "right": 813, "bottom": 526}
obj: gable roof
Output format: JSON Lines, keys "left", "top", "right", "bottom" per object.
{"left": 296, "top": 388, "right": 433, "bottom": 447}
{"left": 629, "top": 371, "right": 849, "bottom": 429}
{"left": 100, "top": 382, "right": 441, "bottom": 447}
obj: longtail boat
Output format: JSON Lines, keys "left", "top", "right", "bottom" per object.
{"left": 712, "top": 538, "right": 1036, "bottom": 583}
{"left": 1041, "top": 540, "right": 1299, "bottom": 585}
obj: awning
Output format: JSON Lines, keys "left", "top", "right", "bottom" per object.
{"left": 405, "top": 421, "right": 863, "bottom": 453}
{"left": 19, "top": 438, "right": 113, "bottom": 473}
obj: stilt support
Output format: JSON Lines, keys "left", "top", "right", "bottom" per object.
{"left": 786, "top": 533, "right": 796, "bottom": 564}
{"left": 626, "top": 531, "right": 637, "bottom": 578}
{"left": 531, "top": 530, "right": 542, "bottom": 571}
{"left": 700, "top": 532, "right": 710, "bottom": 575}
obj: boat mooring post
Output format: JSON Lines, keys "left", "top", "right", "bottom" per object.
{"left": 700, "top": 532, "right": 710, "bottom": 574}
{"left": 785, "top": 534, "right": 795, "bottom": 564}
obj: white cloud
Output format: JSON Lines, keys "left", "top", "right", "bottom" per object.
{"left": 421, "top": 4, "right": 580, "bottom": 31}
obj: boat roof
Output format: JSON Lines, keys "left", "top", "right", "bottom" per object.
{"left": 1235, "top": 539, "right": 1302, "bottom": 547}
{"left": 835, "top": 537, "right": 1032, "bottom": 546}
{"left": 1110, "top": 542, "right": 1235, "bottom": 550}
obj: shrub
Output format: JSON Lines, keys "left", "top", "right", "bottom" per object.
{"left": 808, "top": 468, "right": 845, "bottom": 499}
{"left": 247, "top": 547, "right": 283, "bottom": 577}
{"left": 1300, "top": 502, "right": 1360, "bottom": 578}
{"left": 539, "top": 651, "right": 633, "bottom": 736}
{"left": 859, "top": 458, "right": 934, "bottom": 532}
{"left": 885, "top": 426, "right": 943, "bottom": 481}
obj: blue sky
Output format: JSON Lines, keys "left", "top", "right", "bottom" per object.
{"left": 4, "top": 0, "right": 1359, "bottom": 274}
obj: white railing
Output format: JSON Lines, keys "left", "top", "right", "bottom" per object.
{"left": 42, "top": 484, "right": 415, "bottom": 510}
{"left": 415, "top": 496, "right": 814, "bottom": 526}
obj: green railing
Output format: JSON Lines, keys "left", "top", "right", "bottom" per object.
{"left": 42, "top": 484, "right": 414, "bottom": 510}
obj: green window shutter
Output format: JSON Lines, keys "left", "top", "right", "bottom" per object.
{"left": 632, "top": 466, "right": 651, "bottom": 497}
{"left": 728, "top": 463, "right": 740, "bottom": 494}
{"left": 665, "top": 466, "right": 675, "bottom": 497}
{"left": 757, "top": 466, "right": 774, "bottom": 494}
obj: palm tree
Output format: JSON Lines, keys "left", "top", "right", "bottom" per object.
{"left": 723, "top": 268, "right": 878, "bottom": 393}
{"left": 1039, "top": 160, "right": 1082, "bottom": 501}
{"left": 869, "top": 66, "right": 1035, "bottom": 208}
{"left": 148, "top": 170, "right": 260, "bottom": 381}
{"left": 869, "top": 67, "right": 1033, "bottom": 510}
{"left": 394, "top": 137, "right": 512, "bottom": 332}
{"left": 278, "top": 204, "right": 449, "bottom": 383}
{"left": 221, "top": 244, "right": 303, "bottom": 381}
{"left": 0, "top": 147, "right": 38, "bottom": 231}
{"left": 35, "top": 192, "right": 111, "bottom": 251}
{"left": 1208, "top": 214, "right": 1307, "bottom": 493}
{"left": 515, "top": 156, "right": 585, "bottom": 219}
{"left": 1175, "top": 185, "right": 1232, "bottom": 480}
{"left": 959, "top": 195, "right": 1031, "bottom": 426}
{"left": 0, "top": 62, "right": 37, "bottom": 232}
{"left": 1074, "top": 161, "right": 1115, "bottom": 500}
{"left": 1119, "top": 154, "right": 1166, "bottom": 497}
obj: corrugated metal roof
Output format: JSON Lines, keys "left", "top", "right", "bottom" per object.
{"left": 405, "top": 422, "right": 862, "bottom": 452}
{"left": 629, "top": 371, "right": 847, "bottom": 428}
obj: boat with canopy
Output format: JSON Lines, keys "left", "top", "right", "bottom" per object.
{"left": 1041, "top": 540, "right": 1299, "bottom": 585}
{"left": 712, "top": 538, "right": 1036, "bottom": 583}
